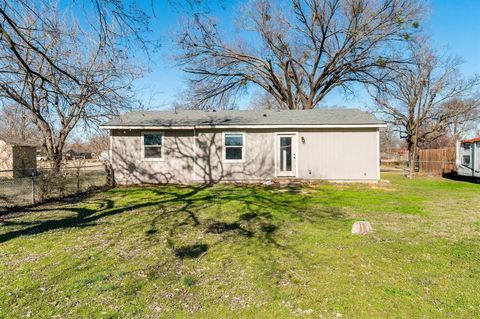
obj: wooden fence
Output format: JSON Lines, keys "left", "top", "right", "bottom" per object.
{"left": 418, "top": 148, "right": 456, "bottom": 174}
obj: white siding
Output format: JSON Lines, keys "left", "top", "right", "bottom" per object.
{"left": 297, "top": 129, "right": 378, "bottom": 180}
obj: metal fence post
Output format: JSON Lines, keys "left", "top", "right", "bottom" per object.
{"left": 31, "top": 169, "right": 36, "bottom": 205}
{"left": 76, "top": 167, "right": 80, "bottom": 194}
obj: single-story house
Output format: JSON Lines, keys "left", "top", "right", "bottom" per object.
{"left": 64, "top": 148, "right": 93, "bottom": 160}
{"left": 0, "top": 135, "right": 37, "bottom": 178}
{"left": 100, "top": 109, "right": 386, "bottom": 184}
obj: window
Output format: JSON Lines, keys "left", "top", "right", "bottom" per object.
{"left": 462, "top": 155, "right": 471, "bottom": 166}
{"left": 463, "top": 143, "right": 471, "bottom": 150}
{"left": 142, "top": 132, "right": 163, "bottom": 160}
{"left": 279, "top": 136, "right": 292, "bottom": 171}
{"left": 224, "top": 133, "right": 244, "bottom": 161}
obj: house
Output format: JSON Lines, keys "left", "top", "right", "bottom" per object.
{"left": 457, "top": 137, "right": 480, "bottom": 178}
{"left": 64, "top": 148, "right": 93, "bottom": 160}
{"left": 0, "top": 135, "right": 37, "bottom": 178}
{"left": 100, "top": 109, "right": 386, "bottom": 184}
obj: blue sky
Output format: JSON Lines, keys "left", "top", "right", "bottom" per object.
{"left": 133, "top": 0, "right": 480, "bottom": 110}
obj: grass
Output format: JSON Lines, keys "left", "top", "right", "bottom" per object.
{"left": 0, "top": 173, "right": 479, "bottom": 318}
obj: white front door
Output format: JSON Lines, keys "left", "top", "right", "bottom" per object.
{"left": 276, "top": 134, "right": 297, "bottom": 177}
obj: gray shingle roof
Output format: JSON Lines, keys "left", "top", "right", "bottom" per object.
{"left": 101, "top": 108, "right": 384, "bottom": 128}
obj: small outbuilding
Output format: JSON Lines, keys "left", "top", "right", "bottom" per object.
{"left": 101, "top": 109, "right": 386, "bottom": 185}
{"left": 0, "top": 135, "right": 37, "bottom": 178}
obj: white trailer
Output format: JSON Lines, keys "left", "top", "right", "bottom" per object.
{"left": 456, "top": 137, "right": 480, "bottom": 178}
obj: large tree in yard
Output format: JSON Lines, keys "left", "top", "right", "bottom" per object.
{"left": 0, "top": 0, "right": 153, "bottom": 84}
{"left": 0, "top": 3, "right": 141, "bottom": 169}
{"left": 177, "top": 0, "right": 423, "bottom": 109}
{"left": 369, "top": 44, "right": 480, "bottom": 175}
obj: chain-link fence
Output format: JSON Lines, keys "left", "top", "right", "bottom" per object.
{"left": 0, "top": 164, "right": 108, "bottom": 211}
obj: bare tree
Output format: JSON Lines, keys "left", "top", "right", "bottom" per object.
{"left": 0, "top": 0, "right": 155, "bottom": 84}
{"left": 0, "top": 104, "right": 39, "bottom": 141}
{"left": 369, "top": 44, "right": 480, "bottom": 175}
{"left": 176, "top": 0, "right": 423, "bottom": 109}
{"left": 66, "top": 133, "right": 109, "bottom": 156}
{"left": 249, "top": 91, "right": 282, "bottom": 110}
{"left": 0, "top": 4, "right": 142, "bottom": 169}
{"left": 443, "top": 98, "right": 480, "bottom": 140}
{"left": 86, "top": 134, "right": 110, "bottom": 156}
{"left": 176, "top": 80, "right": 241, "bottom": 110}
{"left": 380, "top": 125, "right": 402, "bottom": 152}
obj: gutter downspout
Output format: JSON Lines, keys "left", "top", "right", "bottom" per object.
{"left": 193, "top": 125, "right": 196, "bottom": 182}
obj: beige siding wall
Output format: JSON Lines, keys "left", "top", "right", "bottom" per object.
{"left": 297, "top": 129, "right": 379, "bottom": 180}
{"left": 194, "top": 129, "right": 275, "bottom": 182}
{"left": 111, "top": 130, "right": 195, "bottom": 184}
{"left": 111, "top": 127, "right": 379, "bottom": 184}
{"left": 111, "top": 129, "right": 275, "bottom": 184}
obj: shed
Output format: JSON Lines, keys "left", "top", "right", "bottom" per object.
{"left": 0, "top": 135, "right": 37, "bottom": 178}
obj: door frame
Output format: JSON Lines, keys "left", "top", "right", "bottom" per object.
{"left": 274, "top": 132, "right": 298, "bottom": 178}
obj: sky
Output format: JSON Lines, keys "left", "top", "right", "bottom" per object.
{"left": 132, "top": 0, "right": 480, "bottom": 110}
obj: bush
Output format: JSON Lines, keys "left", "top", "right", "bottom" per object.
{"left": 36, "top": 169, "right": 74, "bottom": 201}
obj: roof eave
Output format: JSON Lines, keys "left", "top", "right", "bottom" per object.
{"left": 100, "top": 123, "right": 387, "bottom": 130}
{"left": 461, "top": 137, "right": 480, "bottom": 143}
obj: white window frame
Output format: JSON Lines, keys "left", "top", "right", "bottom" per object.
{"left": 274, "top": 132, "right": 298, "bottom": 177}
{"left": 141, "top": 131, "right": 164, "bottom": 161}
{"left": 223, "top": 132, "right": 245, "bottom": 163}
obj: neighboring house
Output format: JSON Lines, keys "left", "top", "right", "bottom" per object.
{"left": 0, "top": 135, "right": 37, "bottom": 178}
{"left": 100, "top": 109, "right": 386, "bottom": 184}
{"left": 64, "top": 149, "right": 93, "bottom": 160}
{"left": 457, "top": 137, "right": 480, "bottom": 178}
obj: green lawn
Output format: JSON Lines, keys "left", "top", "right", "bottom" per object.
{"left": 1, "top": 173, "right": 479, "bottom": 318}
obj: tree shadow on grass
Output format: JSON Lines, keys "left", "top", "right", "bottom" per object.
{"left": 173, "top": 243, "right": 209, "bottom": 259}
{"left": 0, "top": 205, "right": 105, "bottom": 243}
{"left": 206, "top": 221, "right": 254, "bottom": 237}
{"left": 0, "top": 184, "right": 345, "bottom": 260}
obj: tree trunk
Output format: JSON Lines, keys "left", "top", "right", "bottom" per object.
{"left": 407, "top": 138, "right": 415, "bottom": 178}
{"left": 409, "top": 141, "right": 418, "bottom": 177}
{"left": 51, "top": 153, "right": 62, "bottom": 171}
